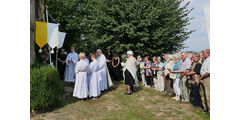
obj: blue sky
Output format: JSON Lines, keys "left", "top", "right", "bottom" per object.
{"left": 181, "top": 0, "right": 210, "bottom": 52}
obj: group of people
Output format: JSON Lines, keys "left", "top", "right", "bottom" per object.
{"left": 57, "top": 47, "right": 210, "bottom": 114}
{"left": 57, "top": 47, "right": 113, "bottom": 100}
{"left": 128, "top": 49, "right": 210, "bottom": 115}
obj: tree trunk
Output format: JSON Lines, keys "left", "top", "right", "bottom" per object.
{"left": 30, "top": 0, "right": 45, "bottom": 65}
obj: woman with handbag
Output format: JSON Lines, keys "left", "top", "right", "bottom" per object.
{"left": 171, "top": 54, "right": 182, "bottom": 101}
{"left": 164, "top": 55, "right": 175, "bottom": 96}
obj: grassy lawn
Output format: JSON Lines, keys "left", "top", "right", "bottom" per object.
{"left": 31, "top": 81, "right": 210, "bottom": 120}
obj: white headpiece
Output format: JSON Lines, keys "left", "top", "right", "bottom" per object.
{"left": 127, "top": 51, "right": 133, "bottom": 56}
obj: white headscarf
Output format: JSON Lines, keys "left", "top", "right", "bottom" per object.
{"left": 127, "top": 51, "right": 133, "bottom": 56}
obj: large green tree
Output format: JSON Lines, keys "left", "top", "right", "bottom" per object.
{"left": 45, "top": 0, "right": 89, "bottom": 53}
{"left": 81, "top": 0, "right": 194, "bottom": 56}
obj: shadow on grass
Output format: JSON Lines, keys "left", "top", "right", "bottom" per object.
{"left": 32, "top": 80, "right": 122, "bottom": 116}
{"left": 98, "top": 80, "right": 121, "bottom": 98}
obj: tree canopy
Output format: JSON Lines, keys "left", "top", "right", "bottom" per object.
{"left": 46, "top": 0, "right": 194, "bottom": 56}
{"left": 46, "top": 0, "right": 88, "bottom": 53}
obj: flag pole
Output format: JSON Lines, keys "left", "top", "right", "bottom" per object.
{"left": 46, "top": 6, "right": 52, "bottom": 65}
{"left": 56, "top": 48, "right": 58, "bottom": 68}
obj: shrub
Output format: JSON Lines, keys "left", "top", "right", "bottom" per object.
{"left": 30, "top": 66, "right": 62, "bottom": 110}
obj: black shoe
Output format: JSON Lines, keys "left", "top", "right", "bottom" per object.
{"left": 205, "top": 111, "right": 210, "bottom": 115}
{"left": 124, "top": 92, "right": 132, "bottom": 95}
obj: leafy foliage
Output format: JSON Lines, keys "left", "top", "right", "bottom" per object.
{"left": 46, "top": 0, "right": 194, "bottom": 56}
{"left": 30, "top": 66, "right": 62, "bottom": 110}
{"left": 81, "top": 0, "right": 194, "bottom": 56}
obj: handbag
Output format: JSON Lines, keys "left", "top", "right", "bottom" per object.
{"left": 169, "top": 73, "right": 176, "bottom": 79}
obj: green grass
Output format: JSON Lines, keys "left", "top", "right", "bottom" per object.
{"left": 193, "top": 110, "right": 210, "bottom": 120}
{"left": 32, "top": 81, "right": 210, "bottom": 120}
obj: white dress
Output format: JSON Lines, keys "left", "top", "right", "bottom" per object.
{"left": 73, "top": 60, "right": 89, "bottom": 99}
{"left": 97, "top": 54, "right": 108, "bottom": 91}
{"left": 65, "top": 52, "right": 78, "bottom": 82}
{"left": 88, "top": 60, "right": 101, "bottom": 97}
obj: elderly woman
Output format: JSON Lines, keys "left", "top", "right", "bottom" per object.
{"left": 164, "top": 55, "right": 175, "bottom": 96}
{"left": 144, "top": 56, "right": 152, "bottom": 88}
{"left": 122, "top": 51, "right": 138, "bottom": 95}
{"left": 163, "top": 54, "right": 168, "bottom": 92}
{"left": 138, "top": 56, "right": 147, "bottom": 87}
{"left": 156, "top": 57, "right": 164, "bottom": 92}
{"left": 73, "top": 52, "right": 89, "bottom": 100}
{"left": 151, "top": 56, "right": 158, "bottom": 90}
{"left": 171, "top": 54, "right": 182, "bottom": 101}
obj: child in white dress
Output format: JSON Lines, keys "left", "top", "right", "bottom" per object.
{"left": 73, "top": 52, "right": 89, "bottom": 100}
{"left": 88, "top": 53, "right": 101, "bottom": 98}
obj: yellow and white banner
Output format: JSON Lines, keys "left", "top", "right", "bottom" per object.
{"left": 35, "top": 21, "right": 59, "bottom": 49}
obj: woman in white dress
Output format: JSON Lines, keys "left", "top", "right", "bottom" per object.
{"left": 88, "top": 53, "right": 101, "bottom": 98}
{"left": 73, "top": 52, "right": 89, "bottom": 100}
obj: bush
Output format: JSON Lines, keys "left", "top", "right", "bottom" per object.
{"left": 30, "top": 66, "right": 62, "bottom": 110}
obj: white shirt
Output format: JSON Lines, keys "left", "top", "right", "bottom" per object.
{"left": 164, "top": 60, "right": 174, "bottom": 76}
{"left": 200, "top": 57, "right": 210, "bottom": 76}
{"left": 180, "top": 57, "right": 192, "bottom": 72}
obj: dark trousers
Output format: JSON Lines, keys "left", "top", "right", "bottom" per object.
{"left": 58, "top": 64, "right": 65, "bottom": 80}
{"left": 165, "top": 75, "right": 173, "bottom": 96}
{"left": 146, "top": 76, "right": 153, "bottom": 86}
{"left": 191, "top": 84, "right": 201, "bottom": 107}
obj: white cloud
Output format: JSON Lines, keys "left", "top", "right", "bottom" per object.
{"left": 203, "top": 4, "right": 210, "bottom": 42}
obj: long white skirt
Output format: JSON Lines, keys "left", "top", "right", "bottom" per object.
{"left": 98, "top": 69, "right": 107, "bottom": 91}
{"left": 73, "top": 72, "right": 88, "bottom": 99}
{"left": 89, "top": 72, "right": 101, "bottom": 97}
{"left": 157, "top": 73, "right": 165, "bottom": 92}
{"left": 174, "top": 78, "right": 181, "bottom": 96}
